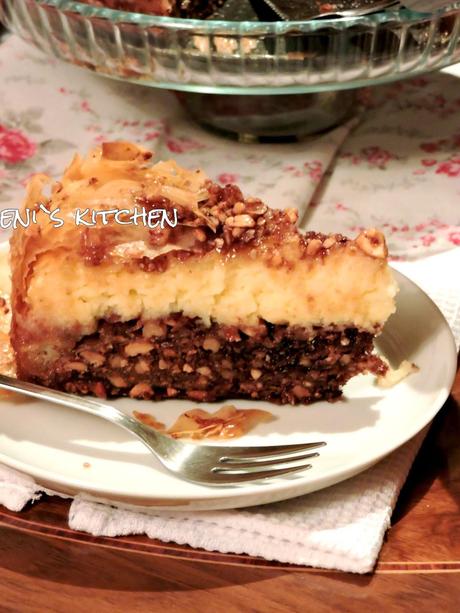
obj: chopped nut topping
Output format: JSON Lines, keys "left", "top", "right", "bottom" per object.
{"left": 143, "top": 321, "right": 166, "bottom": 338}
{"left": 65, "top": 361, "right": 87, "bottom": 373}
{"left": 130, "top": 383, "right": 153, "bottom": 399}
{"left": 306, "top": 239, "right": 322, "bottom": 256}
{"left": 125, "top": 340, "right": 154, "bottom": 356}
{"left": 188, "top": 390, "right": 208, "bottom": 401}
{"left": 232, "top": 227, "right": 244, "bottom": 239}
{"left": 356, "top": 229, "right": 387, "bottom": 259}
{"left": 203, "top": 337, "right": 220, "bottom": 352}
{"left": 246, "top": 202, "right": 267, "bottom": 216}
{"left": 108, "top": 374, "right": 127, "bottom": 388}
{"left": 286, "top": 208, "right": 299, "bottom": 224}
{"left": 233, "top": 202, "right": 246, "bottom": 215}
{"left": 80, "top": 350, "right": 105, "bottom": 367}
{"left": 135, "top": 359, "right": 150, "bottom": 374}
{"left": 110, "top": 355, "right": 127, "bottom": 369}
{"left": 323, "top": 236, "right": 336, "bottom": 249}
{"left": 225, "top": 214, "right": 256, "bottom": 228}
{"left": 292, "top": 384, "right": 310, "bottom": 399}
{"left": 93, "top": 382, "right": 106, "bottom": 398}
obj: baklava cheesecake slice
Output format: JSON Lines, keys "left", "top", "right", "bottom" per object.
{"left": 10, "top": 142, "right": 397, "bottom": 405}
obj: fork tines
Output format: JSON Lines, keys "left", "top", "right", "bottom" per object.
{"left": 212, "top": 440, "right": 326, "bottom": 481}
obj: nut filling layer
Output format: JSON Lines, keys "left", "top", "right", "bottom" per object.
{"left": 38, "top": 315, "right": 388, "bottom": 405}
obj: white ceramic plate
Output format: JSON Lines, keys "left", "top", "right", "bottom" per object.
{"left": 0, "top": 270, "right": 456, "bottom": 510}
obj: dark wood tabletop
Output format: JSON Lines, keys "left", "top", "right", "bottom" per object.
{"left": 0, "top": 362, "right": 459, "bottom": 612}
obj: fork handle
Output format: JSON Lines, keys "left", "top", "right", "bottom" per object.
{"left": 0, "top": 373, "right": 160, "bottom": 447}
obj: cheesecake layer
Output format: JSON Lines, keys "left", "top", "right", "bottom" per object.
{"left": 27, "top": 244, "right": 396, "bottom": 332}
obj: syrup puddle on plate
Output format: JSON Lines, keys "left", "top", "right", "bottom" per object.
{"left": 133, "top": 405, "right": 275, "bottom": 440}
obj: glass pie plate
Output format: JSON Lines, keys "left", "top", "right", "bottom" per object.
{"left": 2, "top": 0, "right": 460, "bottom": 137}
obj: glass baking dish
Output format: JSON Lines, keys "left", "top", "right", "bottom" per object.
{"left": 1, "top": 0, "right": 460, "bottom": 94}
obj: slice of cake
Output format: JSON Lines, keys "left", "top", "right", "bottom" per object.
{"left": 10, "top": 142, "right": 397, "bottom": 404}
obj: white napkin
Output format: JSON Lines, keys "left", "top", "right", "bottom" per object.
{"left": 1, "top": 35, "right": 460, "bottom": 573}
{"left": 69, "top": 430, "right": 425, "bottom": 572}
{"left": 0, "top": 464, "right": 46, "bottom": 512}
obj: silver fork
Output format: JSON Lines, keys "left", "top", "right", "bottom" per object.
{"left": 0, "top": 374, "right": 325, "bottom": 486}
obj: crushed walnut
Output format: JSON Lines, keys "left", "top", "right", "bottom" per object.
{"left": 133, "top": 405, "right": 275, "bottom": 440}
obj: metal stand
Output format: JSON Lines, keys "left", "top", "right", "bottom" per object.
{"left": 176, "top": 89, "right": 358, "bottom": 141}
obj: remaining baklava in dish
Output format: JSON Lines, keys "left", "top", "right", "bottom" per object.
{"left": 79, "top": 1, "right": 225, "bottom": 18}
{"left": 10, "top": 142, "right": 397, "bottom": 404}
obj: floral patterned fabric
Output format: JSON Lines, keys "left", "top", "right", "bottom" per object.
{"left": 310, "top": 74, "right": 460, "bottom": 258}
{"left": 1, "top": 35, "right": 459, "bottom": 260}
{"left": 0, "top": 35, "right": 352, "bottom": 240}
{"left": 0, "top": 124, "right": 36, "bottom": 164}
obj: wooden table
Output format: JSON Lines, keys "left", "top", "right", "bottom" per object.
{"left": 0, "top": 365, "right": 459, "bottom": 612}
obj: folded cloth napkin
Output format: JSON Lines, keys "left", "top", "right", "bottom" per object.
{"left": 1, "top": 34, "right": 460, "bottom": 573}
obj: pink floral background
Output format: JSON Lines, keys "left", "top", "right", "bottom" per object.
{"left": 0, "top": 124, "right": 36, "bottom": 164}
{"left": 1, "top": 36, "right": 460, "bottom": 259}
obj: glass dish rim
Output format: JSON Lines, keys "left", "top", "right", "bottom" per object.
{"left": 34, "top": 0, "right": 460, "bottom": 30}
